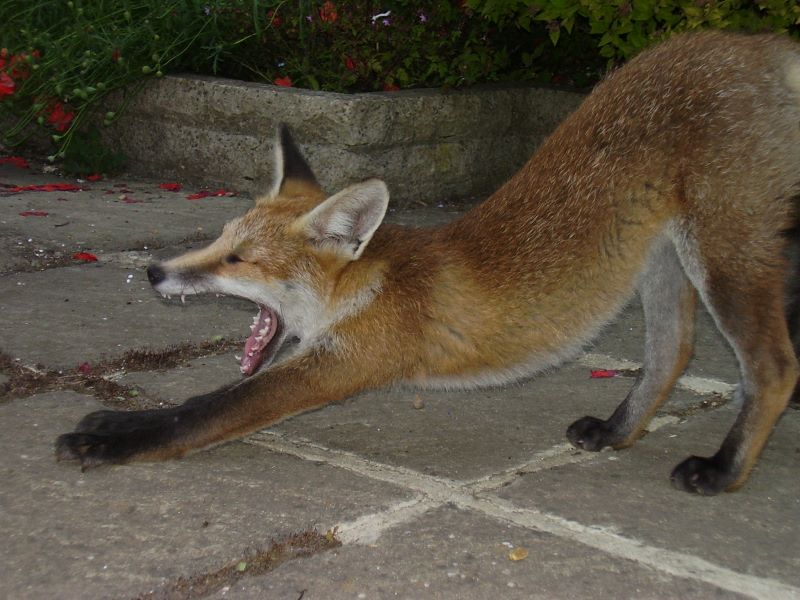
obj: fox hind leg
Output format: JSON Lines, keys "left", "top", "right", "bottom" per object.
{"left": 782, "top": 223, "right": 800, "bottom": 407}
{"left": 668, "top": 227, "right": 799, "bottom": 494}
{"left": 567, "top": 235, "right": 697, "bottom": 451}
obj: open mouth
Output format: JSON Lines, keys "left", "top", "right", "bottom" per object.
{"left": 239, "top": 305, "right": 283, "bottom": 376}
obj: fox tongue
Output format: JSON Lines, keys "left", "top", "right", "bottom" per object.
{"left": 240, "top": 306, "right": 277, "bottom": 376}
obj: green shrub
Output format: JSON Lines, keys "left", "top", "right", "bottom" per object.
{"left": 467, "top": 0, "right": 800, "bottom": 63}
{"left": 2, "top": 0, "right": 797, "bottom": 170}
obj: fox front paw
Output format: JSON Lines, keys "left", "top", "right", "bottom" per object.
{"left": 670, "top": 455, "right": 734, "bottom": 495}
{"left": 55, "top": 408, "right": 177, "bottom": 469}
{"left": 55, "top": 431, "right": 132, "bottom": 469}
{"left": 566, "top": 416, "right": 617, "bottom": 451}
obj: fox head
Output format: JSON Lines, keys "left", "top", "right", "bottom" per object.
{"left": 146, "top": 125, "right": 390, "bottom": 376}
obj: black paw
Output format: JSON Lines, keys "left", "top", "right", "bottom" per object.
{"left": 55, "top": 432, "right": 128, "bottom": 469}
{"left": 55, "top": 408, "right": 174, "bottom": 469}
{"left": 566, "top": 416, "right": 616, "bottom": 451}
{"left": 670, "top": 455, "right": 734, "bottom": 495}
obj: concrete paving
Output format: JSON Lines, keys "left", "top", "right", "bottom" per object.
{"left": 1, "top": 161, "right": 798, "bottom": 599}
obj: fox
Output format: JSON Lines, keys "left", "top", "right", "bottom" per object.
{"left": 56, "top": 31, "right": 800, "bottom": 495}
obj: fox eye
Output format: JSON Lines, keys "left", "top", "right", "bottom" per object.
{"left": 225, "top": 254, "right": 244, "bottom": 264}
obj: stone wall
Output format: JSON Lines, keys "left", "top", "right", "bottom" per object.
{"left": 105, "top": 75, "right": 585, "bottom": 203}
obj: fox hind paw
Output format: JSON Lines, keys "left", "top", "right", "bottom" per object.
{"left": 670, "top": 455, "right": 734, "bottom": 495}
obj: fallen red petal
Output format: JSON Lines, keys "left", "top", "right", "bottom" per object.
{"left": 0, "top": 156, "right": 29, "bottom": 168}
{"left": 77, "top": 362, "right": 92, "bottom": 375}
{"left": 9, "top": 183, "right": 83, "bottom": 193}
{"left": 72, "top": 252, "right": 98, "bottom": 262}
{"left": 19, "top": 210, "right": 49, "bottom": 217}
{"left": 185, "top": 188, "right": 233, "bottom": 200}
{"left": 590, "top": 369, "right": 618, "bottom": 379}
{"left": 159, "top": 182, "right": 182, "bottom": 192}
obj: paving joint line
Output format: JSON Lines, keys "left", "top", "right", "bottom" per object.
{"left": 246, "top": 430, "right": 800, "bottom": 599}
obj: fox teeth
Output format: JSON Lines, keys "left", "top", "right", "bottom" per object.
{"left": 234, "top": 354, "right": 242, "bottom": 361}
{"left": 258, "top": 328, "right": 267, "bottom": 336}
{"left": 255, "top": 336, "right": 263, "bottom": 342}
{"left": 247, "top": 351, "right": 254, "bottom": 357}
{"left": 249, "top": 324, "right": 256, "bottom": 331}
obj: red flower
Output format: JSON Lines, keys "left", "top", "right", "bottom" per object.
{"left": 267, "top": 10, "right": 282, "bottom": 28}
{"left": 0, "top": 72, "right": 15, "bottom": 97}
{"left": 19, "top": 210, "right": 49, "bottom": 217}
{"left": 0, "top": 48, "right": 7, "bottom": 70}
{"left": 159, "top": 182, "right": 182, "bottom": 192}
{"left": 72, "top": 252, "right": 98, "bottom": 262}
{"left": 0, "top": 156, "right": 29, "bottom": 168}
{"left": 319, "top": 1, "right": 337, "bottom": 23}
{"left": 273, "top": 76, "right": 292, "bottom": 87}
{"left": 46, "top": 101, "right": 75, "bottom": 132}
{"left": 383, "top": 82, "right": 400, "bottom": 92}
{"left": 112, "top": 48, "right": 121, "bottom": 62}
{"left": 345, "top": 56, "right": 356, "bottom": 71}
{"left": 9, "top": 53, "right": 34, "bottom": 79}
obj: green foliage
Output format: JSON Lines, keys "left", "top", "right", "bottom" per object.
{"left": 61, "top": 126, "right": 126, "bottom": 176}
{"left": 2, "top": 0, "right": 798, "bottom": 168}
{"left": 468, "top": 0, "right": 800, "bottom": 63}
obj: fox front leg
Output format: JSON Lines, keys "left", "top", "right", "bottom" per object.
{"left": 568, "top": 238, "right": 696, "bottom": 452}
{"left": 55, "top": 351, "right": 371, "bottom": 468}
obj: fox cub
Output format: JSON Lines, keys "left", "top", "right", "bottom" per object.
{"left": 57, "top": 31, "right": 800, "bottom": 495}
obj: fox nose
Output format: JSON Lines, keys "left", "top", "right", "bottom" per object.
{"left": 146, "top": 264, "right": 166, "bottom": 286}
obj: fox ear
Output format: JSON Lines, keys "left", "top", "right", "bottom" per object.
{"left": 300, "top": 179, "right": 389, "bottom": 260}
{"left": 265, "top": 124, "right": 321, "bottom": 200}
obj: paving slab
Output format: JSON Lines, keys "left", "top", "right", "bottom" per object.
{"left": 0, "top": 165, "right": 252, "bottom": 273}
{"left": 495, "top": 406, "right": 800, "bottom": 588}
{"left": 0, "top": 262, "right": 255, "bottom": 368}
{"left": 271, "top": 365, "right": 706, "bottom": 481}
{"left": 120, "top": 350, "right": 243, "bottom": 405}
{"left": 219, "top": 504, "right": 743, "bottom": 600}
{"left": 113, "top": 346, "right": 712, "bottom": 482}
{"left": 0, "top": 391, "right": 413, "bottom": 599}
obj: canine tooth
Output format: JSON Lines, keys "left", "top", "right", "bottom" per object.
{"left": 255, "top": 336, "right": 263, "bottom": 342}
{"left": 258, "top": 328, "right": 267, "bottom": 336}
